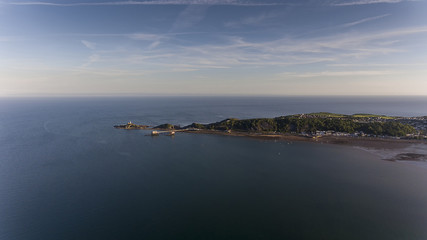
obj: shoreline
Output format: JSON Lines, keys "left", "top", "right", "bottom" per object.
{"left": 180, "top": 129, "right": 427, "bottom": 162}
{"left": 114, "top": 111, "right": 427, "bottom": 163}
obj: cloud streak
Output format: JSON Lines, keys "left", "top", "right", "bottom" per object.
{"left": 281, "top": 70, "right": 399, "bottom": 78}
{"left": 341, "top": 14, "right": 391, "bottom": 28}
{"left": 129, "top": 33, "right": 165, "bottom": 41}
{"left": 331, "top": 0, "right": 408, "bottom": 6}
{"left": 86, "top": 25, "right": 427, "bottom": 74}
{"left": 3, "top": 0, "right": 292, "bottom": 7}
{"left": 225, "top": 11, "right": 281, "bottom": 28}
{"left": 81, "top": 40, "right": 96, "bottom": 49}
{"left": 171, "top": 5, "right": 209, "bottom": 31}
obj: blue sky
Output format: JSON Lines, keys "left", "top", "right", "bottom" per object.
{"left": 0, "top": 0, "right": 426, "bottom": 96}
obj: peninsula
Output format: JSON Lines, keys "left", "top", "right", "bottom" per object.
{"left": 115, "top": 113, "right": 427, "bottom": 161}
{"left": 154, "top": 112, "right": 426, "bottom": 138}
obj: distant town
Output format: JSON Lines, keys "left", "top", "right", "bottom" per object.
{"left": 288, "top": 113, "right": 427, "bottom": 139}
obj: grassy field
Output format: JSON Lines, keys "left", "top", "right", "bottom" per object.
{"left": 351, "top": 114, "right": 396, "bottom": 119}
{"left": 304, "top": 112, "right": 347, "bottom": 117}
{"left": 302, "top": 112, "right": 396, "bottom": 119}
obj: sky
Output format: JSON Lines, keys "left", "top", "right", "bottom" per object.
{"left": 0, "top": 0, "right": 426, "bottom": 96}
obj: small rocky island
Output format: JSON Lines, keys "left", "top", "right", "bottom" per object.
{"left": 114, "top": 121, "right": 149, "bottom": 130}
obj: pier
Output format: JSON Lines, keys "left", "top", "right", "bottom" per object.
{"left": 151, "top": 130, "right": 182, "bottom": 136}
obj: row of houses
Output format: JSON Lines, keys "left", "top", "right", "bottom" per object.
{"left": 301, "top": 130, "right": 427, "bottom": 140}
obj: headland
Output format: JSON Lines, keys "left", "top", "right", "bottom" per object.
{"left": 115, "top": 112, "right": 427, "bottom": 162}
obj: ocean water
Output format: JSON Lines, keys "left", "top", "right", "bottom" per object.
{"left": 1, "top": 96, "right": 427, "bottom": 240}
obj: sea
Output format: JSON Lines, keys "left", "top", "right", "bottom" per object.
{"left": 1, "top": 96, "right": 427, "bottom": 240}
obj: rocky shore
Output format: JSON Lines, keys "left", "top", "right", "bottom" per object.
{"left": 114, "top": 122, "right": 149, "bottom": 130}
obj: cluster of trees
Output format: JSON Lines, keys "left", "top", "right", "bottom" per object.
{"left": 154, "top": 123, "right": 178, "bottom": 130}
{"left": 186, "top": 116, "right": 415, "bottom": 137}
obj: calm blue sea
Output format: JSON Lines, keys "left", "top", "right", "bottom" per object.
{"left": 1, "top": 96, "right": 427, "bottom": 240}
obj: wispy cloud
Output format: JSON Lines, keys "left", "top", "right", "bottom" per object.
{"left": 5, "top": 25, "right": 426, "bottom": 74}
{"left": 341, "top": 14, "right": 390, "bottom": 28}
{"left": 329, "top": 63, "right": 427, "bottom": 67}
{"left": 281, "top": 70, "right": 399, "bottom": 78}
{"left": 171, "top": 5, "right": 209, "bottom": 31}
{"left": 51, "top": 32, "right": 207, "bottom": 40}
{"left": 3, "top": 0, "right": 291, "bottom": 7}
{"left": 128, "top": 33, "right": 165, "bottom": 41}
{"left": 331, "top": 0, "right": 407, "bottom": 6}
{"left": 225, "top": 11, "right": 280, "bottom": 28}
{"left": 148, "top": 40, "right": 161, "bottom": 49}
{"left": 294, "top": 14, "right": 393, "bottom": 39}
{"left": 81, "top": 40, "right": 96, "bottom": 49}
{"left": 81, "top": 54, "right": 100, "bottom": 67}
{"left": 82, "top": 25, "right": 427, "bottom": 72}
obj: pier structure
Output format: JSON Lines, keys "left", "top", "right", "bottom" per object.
{"left": 151, "top": 130, "right": 177, "bottom": 136}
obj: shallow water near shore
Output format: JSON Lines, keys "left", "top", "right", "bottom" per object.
{"left": 1, "top": 96, "right": 427, "bottom": 240}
